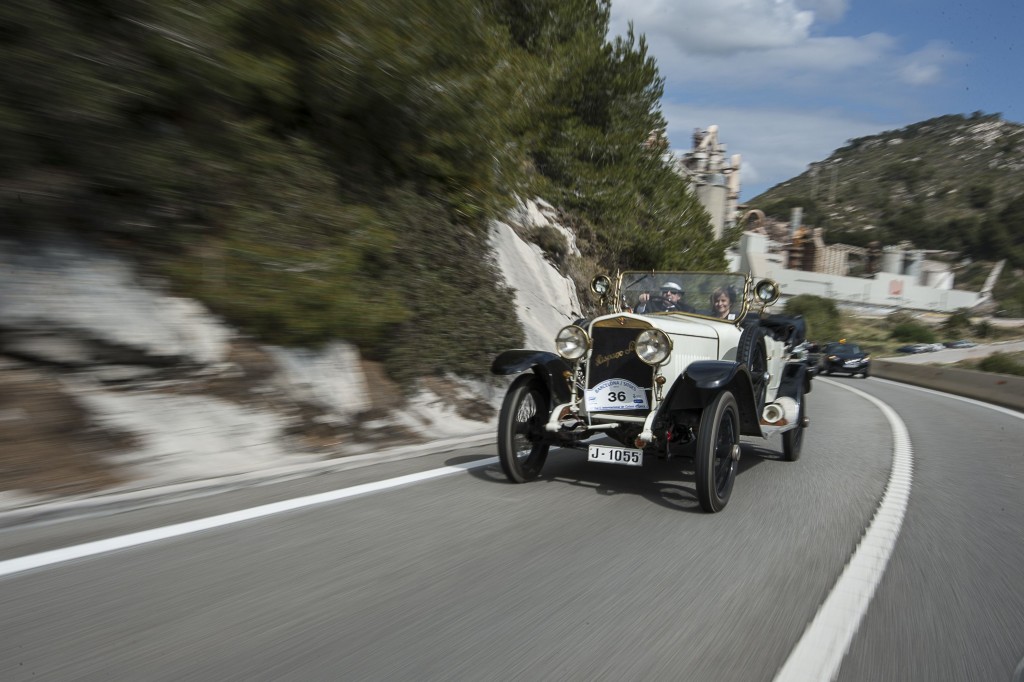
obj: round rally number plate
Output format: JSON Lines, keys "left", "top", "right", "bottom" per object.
{"left": 585, "top": 378, "right": 649, "bottom": 411}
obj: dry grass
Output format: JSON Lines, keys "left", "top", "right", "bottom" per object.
{"left": 948, "top": 350, "right": 1024, "bottom": 372}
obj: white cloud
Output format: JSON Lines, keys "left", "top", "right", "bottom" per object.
{"left": 900, "top": 62, "right": 941, "bottom": 86}
{"left": 647, "top": 32, "right": 894, "bottom": 91}
{"left": 896, "top": 40, "right": 962, "bottom": 86}
{"left": 614, "top": 0, "right": 815, "bottom": 55}
{"left": 611, "top": 1, "right": 956, "bottom": 92}
{"left": 795, "top": 0, "right": 849, "bottom": 23}
{"left": 607, "top": 0, "right": 967, "bottom": 199}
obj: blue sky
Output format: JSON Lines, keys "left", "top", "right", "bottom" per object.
{"left": 609, "top": 0, "right": 1023, "bottom": 201}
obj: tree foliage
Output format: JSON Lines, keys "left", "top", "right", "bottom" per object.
{"left": 1, "top": 0, "right": 717, "bottom": 378}
{"left": 978, "top": 353, "right": 1024, "bottom": 377}
{"left": 890, "top": 321, "right": 936, "bottom": 344}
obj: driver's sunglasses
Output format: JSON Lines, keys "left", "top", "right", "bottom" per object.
{"left": 661, "top": 289, "right": 679, "bottom": 295}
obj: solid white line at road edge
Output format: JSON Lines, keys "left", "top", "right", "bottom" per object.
{"left": 773, "top": 382, "right": 913, "bottom": 682}
{"left": 0, "top": 457, "right": 498, "bottom": 580}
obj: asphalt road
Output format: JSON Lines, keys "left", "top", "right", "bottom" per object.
{"left": 1, "top": 377, "right": 1022, "bottom": 681}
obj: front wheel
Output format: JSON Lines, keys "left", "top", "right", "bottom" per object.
{"left": 694, "top": 391, "right": 740, "bottom": 513}
{"left": 497, "top": 374, "right": 551, "bottom": 483}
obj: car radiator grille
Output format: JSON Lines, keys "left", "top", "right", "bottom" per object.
{"left": 587, "top": 325, "right": 653, "bottom": 416}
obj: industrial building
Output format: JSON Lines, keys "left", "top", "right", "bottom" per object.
{"left": 675, "top": 126, "right": 1000, "bottom": 313}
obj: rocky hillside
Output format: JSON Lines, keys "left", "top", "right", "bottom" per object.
{"left": 749, "top": 113, "right": 1024, "bottom": 268}
{"left": 0, "top": 200, "right": 581, "bottom": 509}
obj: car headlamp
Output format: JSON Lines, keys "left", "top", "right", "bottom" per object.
{"left": 555, "top": 325, "right": 590, "bottom": 361}
{"left": 753, "top": 279, "right": 780, "bottom": 305}
{"left": 635, "top": 329, "right": 672, "bottom": 365}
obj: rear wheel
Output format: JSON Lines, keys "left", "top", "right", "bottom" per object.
{"left": 737, "top": 325, "right": 769, "bottom": 416}
{"left": 497, "top": 374, "right": 551, "bottom": 483}
{"left": 782, "top": 385, "right": 806, "bottom": 462}
{"left": 694, "top": 391, "right": 740, "bottom": 513}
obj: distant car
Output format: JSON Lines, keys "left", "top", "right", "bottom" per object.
{"left": 925, "top": 343, "right": 945, "bottom": 352}
{"left": 896, "top": 343, "right": 931, "bottom": 354}
{"left": 822, "top": 341, "right": 871, "bottom": 377}
{"left": 943, "top": 340, "right": 977, "bottom": 349}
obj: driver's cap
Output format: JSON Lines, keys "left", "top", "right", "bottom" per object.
{"left": 661, "top": 281, "right": 683, "bottom": 292}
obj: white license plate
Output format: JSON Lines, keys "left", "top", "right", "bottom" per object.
{"left": 588, "top": 444, "right": 643, "bottom": 466}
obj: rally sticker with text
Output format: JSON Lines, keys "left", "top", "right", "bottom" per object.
{"left": 585, "top": 378, "right": 649, "bottom": 411}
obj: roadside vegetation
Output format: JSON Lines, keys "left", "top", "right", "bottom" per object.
{"left": 1, "top": 0, "right": 719, "bottom": 384}
{"left": 784, "top": 296, "right": 1024, "bottom": 365}
{"left": 970, "top": 352, "right": 1024, "bottom": 376}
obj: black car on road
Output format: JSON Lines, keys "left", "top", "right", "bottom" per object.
{"left": 822, "top": 341, "right": 871, "bottom": 377}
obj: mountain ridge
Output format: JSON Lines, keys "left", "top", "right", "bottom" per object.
{"left": 747, "top": 112, "right": 1024, "bottom": 269}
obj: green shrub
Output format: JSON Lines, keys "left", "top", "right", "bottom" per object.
{"left": 977, "top": 353, "right": 1024, "bottom": 376}
{"left": 784, "top": 294, "right": 841, "bottom": 342}
{"left": 886, "top": 310, "right": 916, "bottom": 326}
{"left": 526, "top": 226, "right": 569, "bottom": 268}
{"left": 890, "top": 321, "right": 936, "bottom": 343}
{"left": 940, "top": 309, "right": 972, "bottom": 335}
{"left": 373, "top": 187, "right": 525, "bottom": 385}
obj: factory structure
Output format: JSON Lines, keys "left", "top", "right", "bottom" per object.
{"left": 675, "top": 126, "right": 1001, "bottom": 314}
{"left": 672, "top": 125, "right": 741, "bottom": 241}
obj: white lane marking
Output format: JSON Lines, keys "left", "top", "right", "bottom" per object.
{"left": 0, "top": 457, "right": 498, "bottom": 580}
{"left": 873, "top": 377, "right": 1024, "bottom": 421}
{"left": 774, "top": 381, "right": 913, "bottom": 682}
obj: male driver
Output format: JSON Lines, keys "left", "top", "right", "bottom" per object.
{"left": 636, "top": 281, "right": 695, "bottom": 313}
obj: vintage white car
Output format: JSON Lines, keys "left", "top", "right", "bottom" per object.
{"left": 491, "top": 271, "right": 812, "bottom": 513}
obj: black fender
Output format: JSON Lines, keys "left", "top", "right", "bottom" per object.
{"left": 760, "top": 314, "right": 806, "bottom": 346}
{"left": 777, "top": 361, "right": 811, "bottom": 399}
{"left": 659, "top": 360, "right": 762, "bottom": 436}
{"left": 491, "top": 349, "right": 573, "bottom": 404}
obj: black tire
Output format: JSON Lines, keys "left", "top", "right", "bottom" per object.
{"left": 497, "top": 374, "right": 551, "bottom": 483}
{"left": 862, "top": 367, "right": 870, "bottom": 378}
{"left": 782, "top": 386, "right": 806, "bottom": 462}
{"left": 736, "top": 325, "right": 769, "bottom": 415}
{"left": 694, "top": 391, "right": 740, "bottom": 513}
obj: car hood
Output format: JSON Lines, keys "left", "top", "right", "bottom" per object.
{"left": 586, "top": 312, "right": 743, "bottom": 376}
{"left": 590, "top": 311, "right": 730, "bottom": 340}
